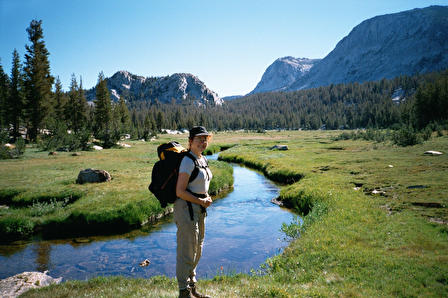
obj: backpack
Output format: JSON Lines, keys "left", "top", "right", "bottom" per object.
{"left": 148, "top": 141, "right": 209, "bottom": 208}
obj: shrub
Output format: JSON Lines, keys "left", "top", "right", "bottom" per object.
{"left": 392, "top": 126, "right": 422, "bottom": 146}
{"left": 27, "top": 198, "right": 68, "bottom": 217}
{"left": 39, "top": 123, "right": 92, "bottom": 152}
{"left": 0, "top": 137, "right": 26, "bottom": 159}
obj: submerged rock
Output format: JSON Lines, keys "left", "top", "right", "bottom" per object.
{"left": 0, "top": 271, "right": 62, "bottom": 298}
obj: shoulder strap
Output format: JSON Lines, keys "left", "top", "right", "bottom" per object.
{"left": 185, "top": 152, "right": 200, "bottom": 182}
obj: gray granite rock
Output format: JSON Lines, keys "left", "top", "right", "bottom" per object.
{"left": 0, "top": 271, "right": 62, "bottom": 298}
{"left": 76, "top": 168, "right": 111, "bottom": 184}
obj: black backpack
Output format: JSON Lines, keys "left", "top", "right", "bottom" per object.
{"left": 148, "top": 141, "right": 209, "bottom": 208}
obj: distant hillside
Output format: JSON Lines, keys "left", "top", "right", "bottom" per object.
{"left": 249, "top": 57, "right": 320, "bottom": 94}
{"left": 86, "top": 71, "right": 223, "bottom": 105}
{"left": 287, "top": 6, "right": 448, "bottom": 90}
{"left": 222, "top": 95, "right": 243, "bottom": 101}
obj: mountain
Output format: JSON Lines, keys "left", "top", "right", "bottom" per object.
{"left": 249, "top": 57, "right": 320, "bottom": 94}
{"left": 288, "top": 6, "right": 448, "bottom": 90}
{"left": 86, "top": 71, "right": 223, "bottom": 105}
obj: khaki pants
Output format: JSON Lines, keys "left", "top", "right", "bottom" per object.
{"left": 174, "top": 198, "right": 206, "bottom": 290}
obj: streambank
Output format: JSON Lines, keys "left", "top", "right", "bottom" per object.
{"left": 0, "top": 160, "right": 233, "bottom": 242}
{"left": 0, "top": 157, "right": 294, "bottom": 284}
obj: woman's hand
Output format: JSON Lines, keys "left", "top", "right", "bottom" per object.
{"left": 200, "top": 195, "right": 213, "bottom": 208}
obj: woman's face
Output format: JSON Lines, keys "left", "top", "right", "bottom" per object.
{"left": 190, "top": 135, "right": 210, "bottom": 153}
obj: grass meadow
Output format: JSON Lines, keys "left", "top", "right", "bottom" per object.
{"left": 4, "top": 130, "right": 448, "bottom": 297}
{"left": 0, "top": 136, "right": 233, "bottom": 241}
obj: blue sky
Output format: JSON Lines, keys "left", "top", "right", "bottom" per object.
{"left": 1, "top": 0, "right": 447, "bottom": 97}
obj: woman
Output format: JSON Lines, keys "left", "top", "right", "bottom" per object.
{"left": 175, "top": 126, "right": 213, "bottom": 298}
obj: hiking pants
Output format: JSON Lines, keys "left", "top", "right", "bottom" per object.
{"left": 174, "top": 198, "right": 206, "bottom": 290}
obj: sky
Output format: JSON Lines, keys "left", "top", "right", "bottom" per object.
{"left": 1, "top": 0, "right": 447, "bottom": 97}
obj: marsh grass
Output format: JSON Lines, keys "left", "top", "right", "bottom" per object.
{"left": 0, "top": 136, "right": 233, "bottom": 241}
{"left": 10, "top": 131, "right": 448, "bottom": 296}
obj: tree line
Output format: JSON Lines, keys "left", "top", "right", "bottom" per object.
{"left": 0, "top": 20, "right": 133, "bottom": 154}
{"left": 127, "top": 70, "right": 448, "bottom": 133}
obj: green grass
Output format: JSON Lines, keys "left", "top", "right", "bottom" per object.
{"left": 0, "top": 136, "right": 233, "bottom": 241}
{"left": 10, "top": 131, "right": 448, "bottom": 296}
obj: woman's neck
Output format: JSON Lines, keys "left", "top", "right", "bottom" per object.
{"left": 190, "top": 148, "right": 202, "bottom": 158}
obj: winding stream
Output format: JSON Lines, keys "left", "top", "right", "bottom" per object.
{"left": 0, "top": 155, "right": 295, "bottom": 281}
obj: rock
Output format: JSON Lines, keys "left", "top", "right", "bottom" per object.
{"left": 388, "top": 165, "right": 394, "bottom": 168}
{"left": 71, "top": 152, "right": 81, "bottom": 156}
{"left": 76, "top": 168, "right": 111, "bottom": 184}
{"left": 249, "top": 57, "right": 320, "bottom": 94}
{"left": 371, "top": 189, "right": 386, "bottom": 195}
{"left": 4, "top": 143, "right": 15, "bottom": 149}
{"left": 92, "top": 145, "right": 103, "bottom": 150}
{"left": 139, "top": 259, "right": 151, "bottom": 267}
{"left": 0, "top": 271, "right": 62, "bottom": 298}
{"left": 271, "top": 145, "right": 288, "bottom": 150}
{"left": 424, "top": 150, "right": 443, "bottom": 155}
{"left": 117, "top": 142, "right": 131, "bottom": 148}
{"left": 271, "top": 197, "right": 284, "bottom": 207}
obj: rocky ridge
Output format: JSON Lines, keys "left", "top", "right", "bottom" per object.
{"left": 86, "top": 71, "right": 223, "bottom": 105}
{"left": 288, "top": 6, "right": 448, "bottom": 90}
{"left": 248, "top": 6, "right": 448, "bottom": 95}
{"left": 250, "top": 57, "right": 320, "bottom": 94}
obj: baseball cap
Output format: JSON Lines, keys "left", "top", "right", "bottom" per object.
{"left": 189, "top": 126, "right": 211, "bottom": 138}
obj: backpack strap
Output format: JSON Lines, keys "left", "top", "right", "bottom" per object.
{"left": 184, "top": 152, "right": 210, "bottom": 182}
{"left": 186, "top": 190, "right": 207, "bottom": 220}
{"left": 183, "top": 152, "right": 208, "bottom": 221}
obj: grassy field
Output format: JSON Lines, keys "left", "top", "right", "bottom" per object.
{"left": 9, "top": 130, "right": 448, "bottom": 297}
{"left": 0, "top": 136, "right": 233, "bottom": 241}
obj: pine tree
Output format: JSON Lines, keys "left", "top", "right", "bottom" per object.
{"left": 23, "top": 20, "right": 54, "bottom": 141}
{"left": 156, "top": 111, "right": 164, "bottom": 132}
{"left": 8, "top": 49, "right": 26, "bottom": 141}
{"left": 76, "top": 77, "right": 88, "bottom": 131}
{"left": 0, "top": 59, "right": 10, "bottom": 129}
{"left": 53, "top": 76, "right": 66, "bottom": 123}
{"left": 66, "top": 74, "right": 78, "bottom": 131}
{"left": 93, "top": 72, "right": 112, "bottom": 136}
{"left": 117, "top": 93, "right": 130, "bottom": 133}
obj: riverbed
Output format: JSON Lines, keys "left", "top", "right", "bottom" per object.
{"left": 0, "top": 156, "right": 295, "bottom": 281}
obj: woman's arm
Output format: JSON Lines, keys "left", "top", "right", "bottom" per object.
{"left": 176, "top": 172, "right": 212, "bottom": 208}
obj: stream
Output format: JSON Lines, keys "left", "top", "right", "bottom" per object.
{"left": 0, "top": 154, "right": 296, "bottom": 281}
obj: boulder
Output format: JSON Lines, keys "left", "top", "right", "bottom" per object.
{"left": 424, "top": 150, "right": 443, "bottom": 156}
{"left": 4, "top": 143, "right": 15, "bottom": 149}
{"left": 117, "top": 142, "right": 131, "bottom": 148}
{"left": 271, "top": 145, "right": 289, "bottom": 150}
{"left": 76, "top": 168, "right": 111, "bottom": 184}
{"left": 92, "top": 145, "right": 103, "bottom": 150}
{"left": 0, "top": 271, "right": 62, "bottom": 298}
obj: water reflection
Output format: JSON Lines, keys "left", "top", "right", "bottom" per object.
{"left": 0, "top": 157, "right": 295, "bottom": 281}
